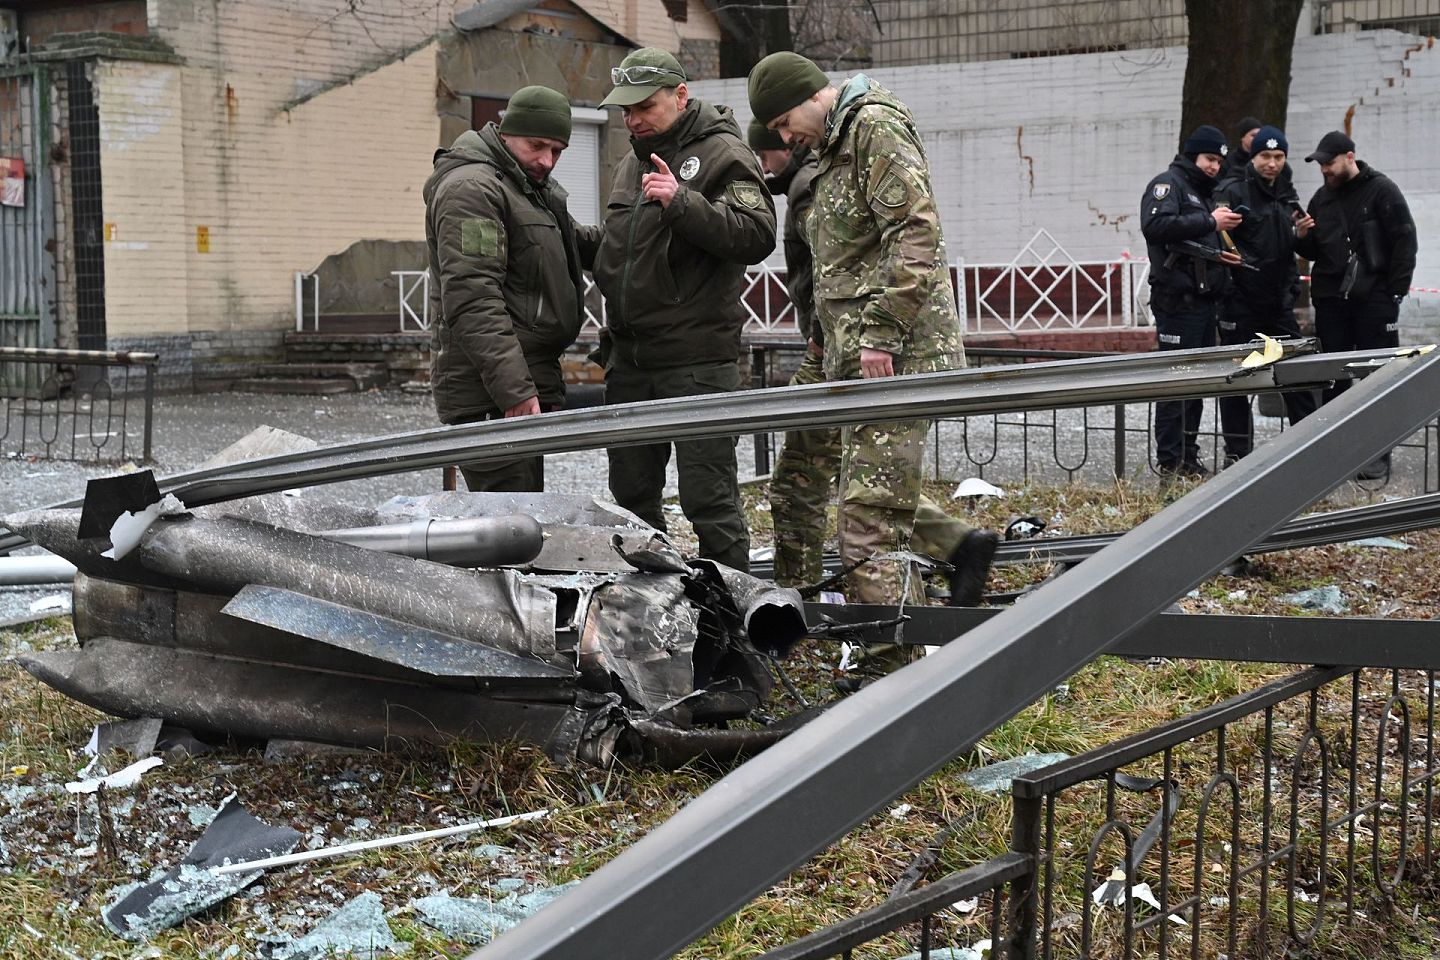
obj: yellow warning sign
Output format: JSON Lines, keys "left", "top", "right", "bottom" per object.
{"left": 196, "top": 225, "right": 210, "bottom": 253}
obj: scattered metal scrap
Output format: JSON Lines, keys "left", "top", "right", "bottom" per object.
{"left": 8, "top": 486, "right": 808, "bottom": 769}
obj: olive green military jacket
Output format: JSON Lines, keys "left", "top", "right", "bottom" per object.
{"left": 424, "top": 124, "right": 586, "bottom": 422}
{"left": 810, "top": 77, "right": 965, "bottom": 380}
{"left": 587, "top": 99, "right": 776, "bottom": 370}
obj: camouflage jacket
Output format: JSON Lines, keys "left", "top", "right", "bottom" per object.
{"left": 810, "top": 76, "right": 964, "bottom": 380}
{"left": 424, "top": 124, "right": 586, "bottom": 421}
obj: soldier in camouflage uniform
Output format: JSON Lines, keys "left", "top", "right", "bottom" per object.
{"left": 748, "top": 53, "right": 999, "bottom": 606}
{"left": 748, "top": 118, "right": 993, "bottom": 602}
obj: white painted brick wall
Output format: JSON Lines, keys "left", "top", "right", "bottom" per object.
{"left": 691, "top": 29, "right": 1440, "bottom": 334}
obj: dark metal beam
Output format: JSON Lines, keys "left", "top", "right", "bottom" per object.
{"left": 0, "top": 343, "right": 1404, "bottom": 555}
{"left": 470, "top": 347, "right": 1440, "bottom": 960}
{"left": 808, "top": 603, "right": 1440, "bottom": 671}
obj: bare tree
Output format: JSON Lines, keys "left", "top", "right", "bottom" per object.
{"left": 1180, "top": 0, "right": 1307, "bottom": 147}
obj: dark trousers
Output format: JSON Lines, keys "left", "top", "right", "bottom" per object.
{"left": 455, "top": 410, "right": 545, "bottom": 492}
{"left": 1314, "top": 295, "right": 1401, "bottom": 403}
{"left": 1152, "top": 294, "right": 1219, "bottom": 469}
{"left": 604, "top": 357, "right": 750, "bottom": 572}
{"left": 1217, "top": 306, "right": 1318, "bottom": 460}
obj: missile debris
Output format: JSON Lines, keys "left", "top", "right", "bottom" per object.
{"left": 8, "top": 484, "right": 808, "bottom": 768}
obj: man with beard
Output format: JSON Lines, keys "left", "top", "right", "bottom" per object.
{"left": 1295, "top": 131, "right": 1418, "bottom": 480}
{"left": 425, "top": 85, "right": 587, "bottom": 491}
{"left": 588, "top": 49, "right": 776, "bottom": 571}
{"left": 1141, "top": 124, "right": 1244, "bottom": 478}
{"left": 1214, "top": 125, "right": 1316, "bottom": 464}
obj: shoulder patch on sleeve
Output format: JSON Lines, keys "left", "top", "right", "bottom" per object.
{"left": 875, "top": 170, "right": 910, "bottom": 209}
{"left": 1152, "top": 183, "right": 1170, "bottom": 200}
{"left": 729, "top": 181, "right": 764, "bottom": 210}
{"left": 461, "top": 217, "right": 502, "bottom": 257}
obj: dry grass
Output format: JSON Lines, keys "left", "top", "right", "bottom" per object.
{"left": 4, "top": 478, "right": 1440, "bottom": 958}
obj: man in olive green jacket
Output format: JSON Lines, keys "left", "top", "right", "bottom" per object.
{"left": 749, "top": 52, "right": 997, "bottom": 607}
{"left": 588, "top": 48, "right": 776, "bottom": 572}
{"left": 425, "top": 85, "right": 587, "bottom": 491}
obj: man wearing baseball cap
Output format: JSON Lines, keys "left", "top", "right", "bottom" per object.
{"left": 1295, "top": 130, "right": 1418, "bottom": 480}
{"left": 588, "top": 48, "right": 775, "bottom": 572}
{"left": 1213, "top": 125, "right": 1316, "bottom": 464}
{"left": 1140, "top": 124, "right": 1245, "bottom": 479}
{"left": 425, "top": 85, "right": 587, "bottom": 491}
{"left": 747, "top": 51, "right": 997, "bottom": 614}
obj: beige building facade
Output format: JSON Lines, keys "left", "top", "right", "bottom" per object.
{"left": 2, "top": 0, "right": 723, "bottom": 388}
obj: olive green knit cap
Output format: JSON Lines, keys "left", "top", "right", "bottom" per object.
{"left": 499, "top": 85, "right": 572, "bottom": 145}
{"left": 747, "top": 51, "right": 828, "bottom": 125}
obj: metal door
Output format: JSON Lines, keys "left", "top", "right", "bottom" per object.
{"left": 0, "top": 64, "right": 56, "bottom": 351}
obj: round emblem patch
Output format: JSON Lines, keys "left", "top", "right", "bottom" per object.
{"left": 1220, "top": 145, "right": 1229, "bottom": 156}
{"left": 1265, "top": 137, "right": 1279, "bottom": 150}
{"left": 678, "top": 156, "right": 701, "bottom": 181}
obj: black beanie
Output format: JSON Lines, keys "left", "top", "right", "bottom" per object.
{"left": 747, "top": 117, "right": 787, "bottom": 151}
{"left": 1183, "top": 124, "right": 1227, "bottom": 159}
{"left": 499, "top": 85, "right": 572, "bottom": 146}
{"left": 1235, "top": 116, "right": 1263, "bottom": 139}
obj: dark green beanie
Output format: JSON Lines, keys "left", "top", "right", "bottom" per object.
{"left": 499, "top": 85, "right": 572, "bottom": 146}
{"left": 747, "top": 117, "right": 786, "bottom": 151}
{"left": 747, "top": 51, "right": 828, "bottom": 125}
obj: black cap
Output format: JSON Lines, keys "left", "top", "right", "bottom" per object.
{"left": 1236, "top": 116, "right": 1263, "bottom": 138}
{"left": 1306, "top": 130, "right": 1355, "bottom": 163}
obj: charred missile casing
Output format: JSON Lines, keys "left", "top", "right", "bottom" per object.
{"left": 8, "top": 492, "right": 807, "bottom": 766}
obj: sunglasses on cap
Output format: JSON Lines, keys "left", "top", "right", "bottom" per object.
{"left": 611, "top": 64, "right": 685, "bottom": 85}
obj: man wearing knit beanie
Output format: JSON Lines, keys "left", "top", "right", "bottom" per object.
{"left": 1140, "top": 125, "right": 1244, "bottom": 480}
{"left": 1214, "top": 125, "right": 1315, "bottom": 465}
{"left": 747, "top": 51, "right": 998, "bottom": 621}
{"left": 424, "top": 85, "right": 587, "bottom": 491}
{"left": 1223, "top": 115, "right": 1263, "bottom": 177}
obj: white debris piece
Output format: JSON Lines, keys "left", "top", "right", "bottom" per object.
{"left": 951, "top": 478, "right": 1005, "bottom": 499}
{"left": 65, "top": 756, "right": 163, "bottom": 794}
{"left": 103, "top": 494, "right": 188, "bottom": 560}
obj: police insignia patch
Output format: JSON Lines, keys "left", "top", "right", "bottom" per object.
{"left": 1265, "top": 138, "right": 1279, "bottom": 149}
{"left": 679, "top": 156, "right": 701, "bottom": 180}
{"left": 731, "top": 181, "right": 762, "bottom": 209}
{"left": 1220, "top": 145, "right": 1229, "bottom": 156}
{"left": 1152, "top": 183, "right": 1170, "bottom": 200}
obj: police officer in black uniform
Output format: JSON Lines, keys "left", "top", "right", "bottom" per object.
{"left": 1214, "top": 125, "right": 1316, "bottom": 463}
{"left": 1295, "top": 130, "right": 1418, "bottom": 479}
{"left": 1141, "top": 124, "right": 1244, "bottom": 477}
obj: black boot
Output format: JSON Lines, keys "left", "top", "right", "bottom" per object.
{"left": 947, "top": 529, "right": 999, "bottom": 607}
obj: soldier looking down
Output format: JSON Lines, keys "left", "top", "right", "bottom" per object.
{"left": 425, "top": 85, "right": 587, "bottom": 491}
{"left": 747, "top": 52, "right": 997, "bottom": 609}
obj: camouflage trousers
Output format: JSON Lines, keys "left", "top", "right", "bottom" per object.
{"left": 770, "top": 351, "right": 842, "bottom": 587}
{"left": 770, "top": 354, "right": 971, "bottom": 593}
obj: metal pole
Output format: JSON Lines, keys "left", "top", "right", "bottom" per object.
{"left": 1113, "top": 403, "right": 1126, "bottom": 479}
{"left": 142, "top": 356, "right": 155, "bottom": 463}
{"left": 470, "top": 348, "right": 1440, "bottom": 960}
{"left": 1004, "top": 794, "right": 1044, "bottom": 960}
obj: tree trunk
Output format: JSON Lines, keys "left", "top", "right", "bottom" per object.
{"left": 717, "top": 2, "right": 793, "bottom": 77}
{"left": 1180, "top": 0, "right": 1306, "bottom": 151}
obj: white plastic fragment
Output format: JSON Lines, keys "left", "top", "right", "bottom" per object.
{"left": 65, "top": 756, "right": 163, "bottom": 794}
{"left": 952, "top": 897, "right": 979, "bottom": 914}
{"left": 102, "top": 493, "right": 188, "bottom": 560}
{"left": 888, "top": 803, "right": 912, "bottom": 820}
{"left": 951, "top": 477, "right": 1005, "bottom": 499}
{"left": 28, "top": 594, "right": 68, "bottom": 614}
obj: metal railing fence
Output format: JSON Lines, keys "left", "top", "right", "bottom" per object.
{"left": 0, "top": 347, "right": 155, "bottom": 463}
{"left": 759, "top": 664, "right": 1438, "bottom": 960}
